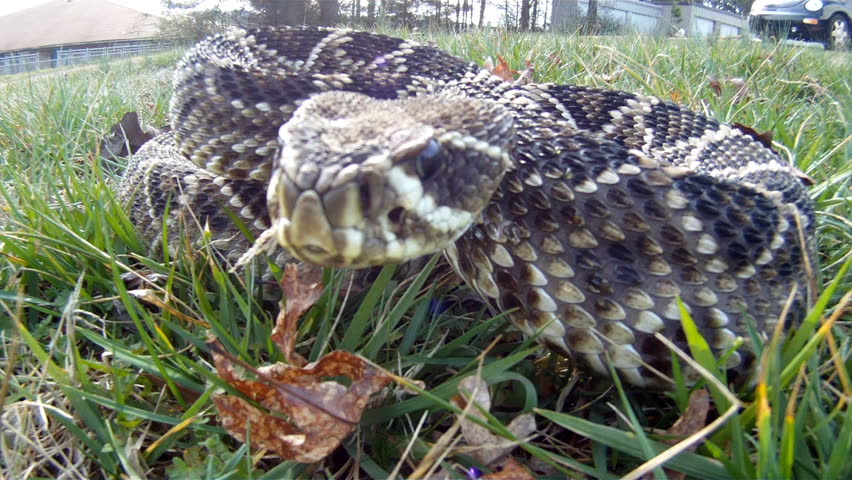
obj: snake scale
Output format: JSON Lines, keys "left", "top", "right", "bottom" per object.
{"left": 118, "top": 27, "right": 815, "bottom": 389}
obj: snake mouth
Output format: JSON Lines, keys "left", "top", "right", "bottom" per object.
{"left": 269, "top": 170, "right": 467, "bottom": 268}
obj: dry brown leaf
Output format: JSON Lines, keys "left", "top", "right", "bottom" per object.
{"left": 481, "top": 458, "right": 535, "bottom": 480}
{"left": 641, "top": 389, "right": 711, "bottom": 480}
{"left": 451, "top": 375, "right": 537, "bottom": 466}
{"left": 491, "top": 55, "right": 515, "bottom": 83}
{"left": 732, "top": 122, "right": 775, "bottom": 152}
{"left": 665, "top": 389, "right": 710, "bottom": 441}
{"left": 514, "top": 59, "right": 535, "bottom": 86}
{"left": 270, "top": 264, "right": 323, "bottom": 366}
{"left": 707, "top": 76, "right": 751, "bottom": 103}
{"left": 728, "top": 77, "right": 749, "bottom": 103}
{"left": 670, "top": 90, "right": 682, "bottom": 103}
{"left": 209, "top": 341, "right": 392, "bottom": 463}
{"left": 100, "top": 111, "right": 163, "bottom": 159}
{"left": 708, "top": 75, "right": 723, "bottom": 96}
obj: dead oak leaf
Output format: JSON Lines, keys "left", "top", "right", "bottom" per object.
{"left": 514, "top": 59, "right": 535, "bottom": 86}
{"left": 707, "top": 75, "right": 751, "bottom": 103}
{"left": 481, "top": 458, "right": 535, "bottom": 480}
{"left": 490, "top": 55, "right": 515, "bottom": 83}
{"left": 100, "top": 111, "right": 163, "bottom": 159}
{"left": 486, "top": 55, "right": 535, "bottom": 86}
{"left": 732, "top": 122, "right": 775, "bottom": 152}
{"left": 708, "top": 75, "right": 723, "bottom": 96}
{"left": 209, "top": 342, "right": 391, "bottom": 463}
{"left": 665, "top": 389, "right": 710, "bottom": 441}
{"left": 641, "top": 389, "right": 711, "bottom": 480}
{"left": 452, "top": 375, "right": 537, "bottom": 466}
{"left": 271, "top": 263, "right": 323, "bottom": 366}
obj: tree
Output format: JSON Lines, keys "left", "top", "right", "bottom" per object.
{"left": 478, "top": 0, "right": 486, "bottom": 27}
{"left": 702, "top": 0, "right": 752, "bottom": 14}
{"left": 247, "top": 0, "right": 307, "bottom": 25}
{"left": 530, "top": 0, "right": 538, "bottom": 30}
{"left": 519, "top": 0, "right": 530, "bottom": 30}
{"left": 158, "top": 0, "right": 247, "bottom": 41}
{"left": 461, "top": 0, "right": 470, "bottom": 27}
{"left": 318, "top": 0, "right": 339, "bottom": 24}
{"left": 550, "top": 0, "right": 578, "bottom": 32}
{"left": 586, "top": 0, "right": 597, "bottom": 33}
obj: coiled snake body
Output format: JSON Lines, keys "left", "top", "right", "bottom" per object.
{"left": 119, "top": 27, "right": 815, "bottom": 388}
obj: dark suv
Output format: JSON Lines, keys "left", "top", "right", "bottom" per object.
{"left": 750, "top": 0, "right": 852, "bottom": 49}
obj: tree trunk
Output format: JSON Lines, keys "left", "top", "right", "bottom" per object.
{"left": 401, "top": 0, "right": 411, "bottom": 27}
{"left": 319, "top": 0, "right": 339, "bottom": 25}
{"left": 531, "top": 0, "right": 538, "bottom": 30}
{"left": 550, "top": 0, "right": 578, "bottom": 32}
{"left": 586, "top": 0, "right": 598, "bottom": 33}
{"left": 282, "top": 0, "right": 306, "bottom": 25}
{"left": 478, "top": 0, "right": 486, "bottom": 27}
{"left": 367, "top": 0, "right": 376, "bottom": 25}
{"left": 462, "top": 0, "right": 468, "bottom": 26}
{"left": 455, "top": 0, "right": 460, "bottom": 27}
{"left": 519, "top": 0, "right": 530, "bottom": 30}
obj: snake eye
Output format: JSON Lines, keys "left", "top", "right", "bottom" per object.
{"left": 414, "top": 139, "right": 442, "bottom": 180}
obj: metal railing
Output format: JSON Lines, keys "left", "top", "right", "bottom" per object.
{"left": 0, "top": 41, "right": 173, "bottom": 76}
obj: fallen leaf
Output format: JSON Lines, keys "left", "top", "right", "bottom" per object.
{"left": 708, "top": 75, "right": 722, "bottom": 96}
{"left": 641, "top": 389, "right": 710, "bottom": 480}
{"left": 451, "top": 375, "right": 537, "bottom": 466}
{"left": 666, "top": 389, "right": 710, "bottom": 440}
{"left": 481, "top": 458, "right": 535, "bottom": 480}
{"left": 209, "top": 342, "right": 392, "bottom": 463}
{"left": 732, "top": 122, "right": 774, "bottom": 151}
{"left": 271, "top": 264, "right": 323, "bottom": 366}
{"left": 727, "top": 77, "right": 749, "bottom": 103}
{"left": 514, "top": 59, "right": 535, "bottom": 86}
{"left": 596, "top": 66, "right": 624, "bottom": 85}
{"left": 793, "top": 170, "right": 816, "bottom": 187}
{"left": 707, "top": 76, "right": 751, "bottom": 103}
{"left": 490, "top": 55, "right": 515, "bottom": 83}
{"left": 100, "top": 111, "right": 162, "bottom": 159}
{"left": 670, "top": 90, "right": 682, "bottom": 103}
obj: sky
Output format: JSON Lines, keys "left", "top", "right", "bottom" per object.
{"left": 0, "top": 0, "right": 508, "bottom": 25}
{"left": 0, "top": 0, "right": 160, "bottom": 16}
{"left": 0, "top": 0, "right": 245, "bottom": 17}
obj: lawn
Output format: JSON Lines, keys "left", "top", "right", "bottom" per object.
{"left": 0, "top": 30, "right": 850, "bottom": 479}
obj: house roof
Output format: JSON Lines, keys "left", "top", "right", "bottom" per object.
{"left": 0, "top": 0, "right": 161, "bottom": 52}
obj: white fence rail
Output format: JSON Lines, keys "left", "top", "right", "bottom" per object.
{"left": 0, "top": 41, "right": 173, "bottom": 76}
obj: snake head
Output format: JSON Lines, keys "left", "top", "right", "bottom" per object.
{"left": 267, "top": 91, "right": 514, "bottom": 268}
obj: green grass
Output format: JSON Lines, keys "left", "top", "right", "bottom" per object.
{"left": 0, "top": 31, "right": 850, "bottom": 479}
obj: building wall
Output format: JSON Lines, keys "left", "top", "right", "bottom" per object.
{"left": 667, "top": 3, "right": 748, "bottom": 37}
{"left": 551, "top": 0, "right": 746, "bottom": 36}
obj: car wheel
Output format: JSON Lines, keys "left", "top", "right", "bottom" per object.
{"left": 826, "top": 14, "right": 851, "bottom": 50}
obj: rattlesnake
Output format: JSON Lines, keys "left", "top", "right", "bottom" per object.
{"left": 118, "top": 27, "right": 815, "bottom": 388}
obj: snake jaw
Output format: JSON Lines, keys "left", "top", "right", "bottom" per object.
{"left": 264, "top": 91, "right": 514, "bottom": 268}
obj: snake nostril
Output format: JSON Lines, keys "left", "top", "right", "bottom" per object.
{"left": 303, "top": 245, "right": 328, "bottom": 255}
{"left": 387, "top": 206, "right": 405, "bottom": 224}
